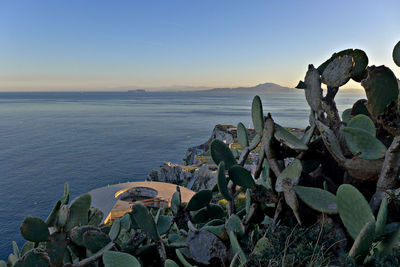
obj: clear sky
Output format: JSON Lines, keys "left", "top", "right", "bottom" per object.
{"left": 0, "top": 0, "right": 399, "bottom": 91}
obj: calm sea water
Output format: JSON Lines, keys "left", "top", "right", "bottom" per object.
{"left": 0, "top": 90, "right": 364, "bottom": 259}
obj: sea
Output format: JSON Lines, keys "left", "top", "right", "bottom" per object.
{"left": 0, "top": 90, "right": 364, "bottom": 259}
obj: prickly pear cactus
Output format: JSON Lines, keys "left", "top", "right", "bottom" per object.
{"left": 251, "top": 95, "right": 264, "bottom": 136}
{"left": 228, "top": 165, "right": 255, "bottom": 189}
{"left": 210, "top": 139, "right": 236, "bottom": 169}
{"left": 274, "top": 124, "right": 308, "bottom": 151}
{"left": 217, "top": 162, "right": 232, "bottom": 201}
{"left": 5, "top": 43, "right": 400, "bottom": 266}
{"left": 131, "top": 201, "right": 160, "bottom": 241}
{"left": 103, "top": 250, "right": 141, "bottom": 267}
{"left": 337, "top": 184, "right": 375, "bottom": 239}
{"left": 375, "top": 197, "right": 388, "bottom": 238}
{"left": 294, "top": 186, "right": 337, "bottom": 214}
{"left": 275, "top": 159, "right": 302, "bottom": 192}
{"left": 342, "top": 126, "right": 386, "bottom": 159}
{"left": 348, "top": 221, "right": 376, "bottom": 265}
{"left": 186, "top": 189, "right": 213, "bottom": 211}
{"left": 361, "top": 65, "right": 399, "bottom": 117}
{"left": 393, "top": 40, "right": 400, "bottom": 67}
{"left": 65, "top": 193, "right": 91, "bottom": 231}
{"left": 19, "top": 216, "right": 50, "bottom": 243}
{"left": 237, "top": 122, "right": 249, "bottom": 147}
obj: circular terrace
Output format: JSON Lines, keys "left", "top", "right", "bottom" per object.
{"left": 86, "top": 181, "right": 196, "bottom": 224}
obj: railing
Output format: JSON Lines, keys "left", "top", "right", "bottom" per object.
{"left": 129, "top": 197, "right": 168, "bottom": 208}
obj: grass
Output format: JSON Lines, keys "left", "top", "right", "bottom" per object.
{"left": 247, "top": 219, "right": 345, "bottom": 266}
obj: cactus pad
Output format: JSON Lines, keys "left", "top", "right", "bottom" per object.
{"left": 206, "top": 204, "right": 225, "bottom": 219}
{"left": 321, "top": 55, "right": 353, "bottom": 87}
{"left": 217, "top": 162, "right": 232, "bottom": 201}
{"left": 56, "top": 204, "right": 69, "bottom": 228}
{"left": 20, "top": 216, "right": 49, "bottom": 243}
{"left": 361, "top": 66, "right": 399, "bottom": 117}
{"left": 347, "top": 114, "right": 376, "bottom": 135}
{"left": 103, "top": 251, "right": 141, "bottom": 267}
{"left": 171, "top": 187, "right": 181, "bottom": 215}
{"left": 88, "top": 207, "right": 104, "bottom": 226}
{"left": 46, "top": 232, "right": 66, "bottom": 266}
{"left": 348, "top": 221, "right": 375, "bottom": 265}
{"left": 351, "top": 99, "right": 369, "bottom": 117}
{"left": 228, "top": 165, "right": 255, "bottom": 189}
{"left": 294, "top": 186, "right": 338, "bottom": 214}
{"left": 45, "top": 200, "right": 61, "bottom": 227}
{"left": 59, "top": 182, "right": 69, "bottom": 205}
{"left": 342, "top": 127, "right": 386, "bottom": 160}
{"left": 12, "top": 241, "right": 19, "bottom": 258}
{"left": 337, "top": 184, "right": 375, "bottom": 239}
{"left": 157, "top": 215, "right": 173, "bottom": 235}
{"left": 70, "top": 225, "right": 100, "bottom": 246}
{"left": 186, "top": 190, "right": 213, "bottom": 211}
{"left": 318, "top": 48, "right": 368, "bottom": 81}
{"left": 375, "top": 196, "right": 388, "bottom": 238}
{"left": 210, "top": 139, "right": 236, "bottom": 169}
{"left": 175, "top": 249, "right": 194, "bottom": 267}
{"left": 343, "top": 114, "right": 384, "bottom": 159}
{"left": 295, "top": 80, "right": 306, "bottom": 89}
{"left": 20, "top": 242, "right": 34, "bottom": 257}
{"left": 393, "top": 40, "right": 400, "bottom": 67}
{"left": 109, "top": 218, "right": 121, "bottom": 241}
{"left": 237, "top": 122, "right": 249, "bottom": 147}
{"left": 13, "top": 249, "right": 51, "bottom": 267}
{"left": 228, "top": 231, "right": 247, "bottom": 263}
{"left": 165, "top": 259, "right": 180, "bottom": 267}
{"left": 251, "top": 95, "right": 264, "bottom": 136}
{"left": 317, "top": 121, "right": 345, "bottom": 162}
{"left": 131, "top": 201, "right": 160, "bottom": 241}
{"left": 274, "top": 124, "right": 308, "bottom": 151}
{"left": 226, "top": 214, "right": 245, "bottom": 237}
{"left": 83, "top": 230, "right": 111, "bottom": 253}
{"left": 65, "top": 193, "right": 91, "bottom": 231}
{"left": 120, "top": 212, "right": 131, "bottom": 230}
{"left": 341, "top": 108, "right": 352, "bottom": 124}
{"left": 275, "top": 159, "right": 302, "bottom": 192}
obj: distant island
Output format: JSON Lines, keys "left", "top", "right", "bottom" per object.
{"left": 128, "top": 89, "right": 146, "bottom": 93}
{"left": 198, "top": 82, "right": 295, "bottom": 94}
{"left": 194, "top": 82, "right": 363, "bottom": 94}
{"left": 114, "top": 82, "right": 363, "bottom": 94}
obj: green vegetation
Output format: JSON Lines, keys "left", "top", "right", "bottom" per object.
{"left": 3, "top": 43, "right": 400, "bottom": 266}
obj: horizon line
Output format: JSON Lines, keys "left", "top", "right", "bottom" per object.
{"left": 0, "top": 81, "right": 365, "bottom": 93}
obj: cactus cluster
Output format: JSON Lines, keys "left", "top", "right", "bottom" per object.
{"left": 2, "top": 42, "right": 400, "bottom": 266}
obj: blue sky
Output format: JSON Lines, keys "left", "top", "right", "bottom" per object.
{"left": 0, "top": 0, "right": 399, "bottom": 91}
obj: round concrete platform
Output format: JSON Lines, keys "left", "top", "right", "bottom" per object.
{"left": 86, "top": 181, "right": 195, "bottom": 223}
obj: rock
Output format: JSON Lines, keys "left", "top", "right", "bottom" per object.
{"left": 210, "top": 124, "right": 236, "bottom": 145}
{"left": 148, "top": 124, "right": 258, "bottom": 191}
{"left": 182, "top": 124, "right": 237, "bottom": 166}
{"left": 190, "top": 165, "right": 217, "bottom": 191}
{"left": 186, "top": 230, "right": 228, "bottom": 265}
{"left": 244, "top": 164, "right": 257, "bottom": 175}
{"left": 146, "top": 162, "right": 190, "bottom": 185}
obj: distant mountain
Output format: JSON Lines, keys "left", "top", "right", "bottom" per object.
{"left": 198, "top": 82, "right": 296, "bottom": 94}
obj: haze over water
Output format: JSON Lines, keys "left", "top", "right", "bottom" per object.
{"left": 0, "top": 90, "right": 364, "bottom": 258}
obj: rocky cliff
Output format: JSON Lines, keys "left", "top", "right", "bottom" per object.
{"left": 146, "top": 124, "right": 256, "bottom": 191}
